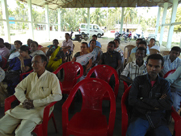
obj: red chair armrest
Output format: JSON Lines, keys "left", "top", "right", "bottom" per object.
{"left": 121, "top": 99, "right": 129, "bottom": 136}
{"left": 171, "top": 107, "right": 181, "bottom": 136}
{"left": 42, "top": 101, "right": 57, "bottom": 132}
{"left": 4, "top": 95, "right": 18, "bottom": 112}
{"left": 62, "top": 92, "right": 76, "bottom": 129}
{"left": 42, "top": 101, "right": 57, "bottom": 123}
{"left": 76, "top": 66, "right": 84, "bottom": 80}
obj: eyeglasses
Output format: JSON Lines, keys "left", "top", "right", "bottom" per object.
{"left": 81, "top": 46, "right": 86, "bottom": 48}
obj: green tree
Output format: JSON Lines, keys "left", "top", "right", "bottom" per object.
{"left": 90, "top": 8, "right": 106, "bottom": 26}
{"left": 174, "top": 6, "right": 181, "bottom": 32}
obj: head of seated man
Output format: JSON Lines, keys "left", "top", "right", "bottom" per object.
{"left": 92, "top": 35, "right": 98, "bottom": 41}
{"left": 135, "top": 47, "right": 146, "bottom": 66}
{"left": 146, "top": 54, "right": 164, "bottom": 80}
{"left": 137, "top": 40, "right": 147, "bottom": 49}
{"left": 65, "top": 33, "right": 70, "bottom": 41}
{"left": 30, "top": 41, "right": 39, "bottom": 52}
{"left": 30, "top": 41, "right": 45, "bottom": 57}
{"left": 4, "top": 42, "right": 11, "bottom": 50}
{"left": 136, "top": 38, "right": 143, "bottom": 47}
{"left": 0, "top": 38, "right": 4, "bottom": 48}
{"left": 32, "top": 54, "right": 47, "bottom": 77}
{"left": 169, "top": 46, "right": 180, "bottom": 62}
{"left": 107, "top": 41, "right": 116, "bottom": 53}
{"left": 114, "top": 39, "right": 120, "bottom": 48}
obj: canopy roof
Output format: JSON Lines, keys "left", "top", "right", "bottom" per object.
{"left": 20, "top": 0, "right": 181, "bottom": 9}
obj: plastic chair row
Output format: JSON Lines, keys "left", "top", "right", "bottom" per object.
{"left": 53, "top": 62, "right": 119, "bottom": 100}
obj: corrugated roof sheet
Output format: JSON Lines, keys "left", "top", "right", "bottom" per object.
{"left": 19, "top": 0, "right": 181, "bottom": 9}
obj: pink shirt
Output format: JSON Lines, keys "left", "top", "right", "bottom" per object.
{"left": 151, "top": 81, "right": 156, "bottom": 87}
{"left": 0, "top": 46, "right": 10, "bottom": 59}
{"left": 62, "top": 39, "right": 73, "bottom": 51}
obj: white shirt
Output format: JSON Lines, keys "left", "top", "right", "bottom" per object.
{"left": 8, "top": 51, "right": 20, "bottom": 62}
{"left": 150, "top": 45, "right": 160, "bottom": 52}
{"left": 62, "top": 39, "right": 73, "bottom": 51}
{"left": 30, "top": 50, "right": 45, "bottom": 57}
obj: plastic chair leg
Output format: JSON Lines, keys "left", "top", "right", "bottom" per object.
{"left": 52, "top": 114, "right": 58, "bottom": 133}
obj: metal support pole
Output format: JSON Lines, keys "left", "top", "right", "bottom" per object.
{"left": 1, "top": 0, "right": 11, "bottom": 42}
{"left": 159, "top": 3, "right": 168, "bottom": 45}
{"left": 45, "top": 4, "right": 50, "bottom": 41}
{"left": 155, "top": 7, "right": 161, "bottom": 40}
{"left": 28, "top": 0, "right": 34, "bottom": 40}
{"left": 58, "top": 8, "right": 61, "bottom": 32}
{"left": 166, "top": 0, "right": 179, "bottom": 49}
{"left": 87, "top": 8, "right": 90, "bottom": 36}
{"left": 120, "top": 8, "right": 124, "bottom": 34}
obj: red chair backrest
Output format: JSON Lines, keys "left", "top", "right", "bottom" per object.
{"left": 86, "top": 65, "right": 119, "bottom": 96}
{"left": 164, "top": 69, "right": 176, "bottom": 78}
{"left": 53, "top": 61, "right": 83, "bottom": 85}
{"left": 121, "top": 86, "right": 131, "bottom": 136}
{"left": 123, "top": 81, "right": 128, "bottom": 92}
{"left": 69, "top": 78, "right": 116, "bottom": 111}
{"left": 1, "top": 57, "right": 7, "bottom": 69}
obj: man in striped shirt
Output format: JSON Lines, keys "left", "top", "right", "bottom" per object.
{"left": 120, "top": 47, "right": 147, "bottom": 84}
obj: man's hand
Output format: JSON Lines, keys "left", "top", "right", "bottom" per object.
{"left": 23, "top": 99, "right": 34, "bottom": 109}
{"left": 160, "top": 94, "right": 167, "bottom": 100}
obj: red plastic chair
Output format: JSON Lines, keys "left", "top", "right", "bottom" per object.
{"left": 86, "top": 65, "right": 119, "bottom": 100}
{"left": 123, "top": 81, "right": 128, "bottom": 92}
{"left": 4, "top": 81, "right": 62, "bottom": 136}
{"left": 121, "top": 86, "right": 181, "bottom": 136}
{"left": 62, "top": 78, "right": 116, "bottom": 136}
{"left": 19, "top": 70, "right": 33, "bottom": 81}
{"left": 164, "top": 69, "right": 176, "bottom": 78}
{"left": 53, "top": 61, "right": 83, "bottom": 94}
{"left": 1, "top": 57, "right": 7, "bottom": 69}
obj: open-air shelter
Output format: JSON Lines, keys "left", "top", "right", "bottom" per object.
{"left": 0, "top": 0, "right": 181, "bottom": 49}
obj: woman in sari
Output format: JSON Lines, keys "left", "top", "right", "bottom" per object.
{"left": 46, "top": 39, "right": 65, "bottom": 72}
{"left": 72, "top": 42, "right": 92, "bottom": 76}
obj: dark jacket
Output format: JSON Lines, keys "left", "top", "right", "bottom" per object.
{"left": 128, "top": 74, "right": 173, "bottom": 128}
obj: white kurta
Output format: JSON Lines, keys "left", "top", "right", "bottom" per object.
{"left": 6, "top": 70, "right": 62, "bottom": 124}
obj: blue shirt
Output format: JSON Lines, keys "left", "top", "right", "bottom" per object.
{"left": 9, "top": 57, "right": 32, "bottom": 71}
{"left": 162, "top": 55, "right": 181, "bottom": 75}
{"left": 131, "top": 46, "right": 150, "bottom": 55}
{"left": 88, "top": 41, "right": 101, "bottom": 48}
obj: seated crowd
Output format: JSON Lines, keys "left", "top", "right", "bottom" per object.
{"left": 0, "top": 34, "right": 180, "bottom": 136}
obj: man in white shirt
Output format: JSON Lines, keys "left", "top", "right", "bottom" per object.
{"left": 0, "top": 55, "right": 62, "bottom": 136}
{"left": 62, "top": 33, "right": 74, "bottom": 52}
{"left": 120, "top": 47, "right": 147, "bottom": 84}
